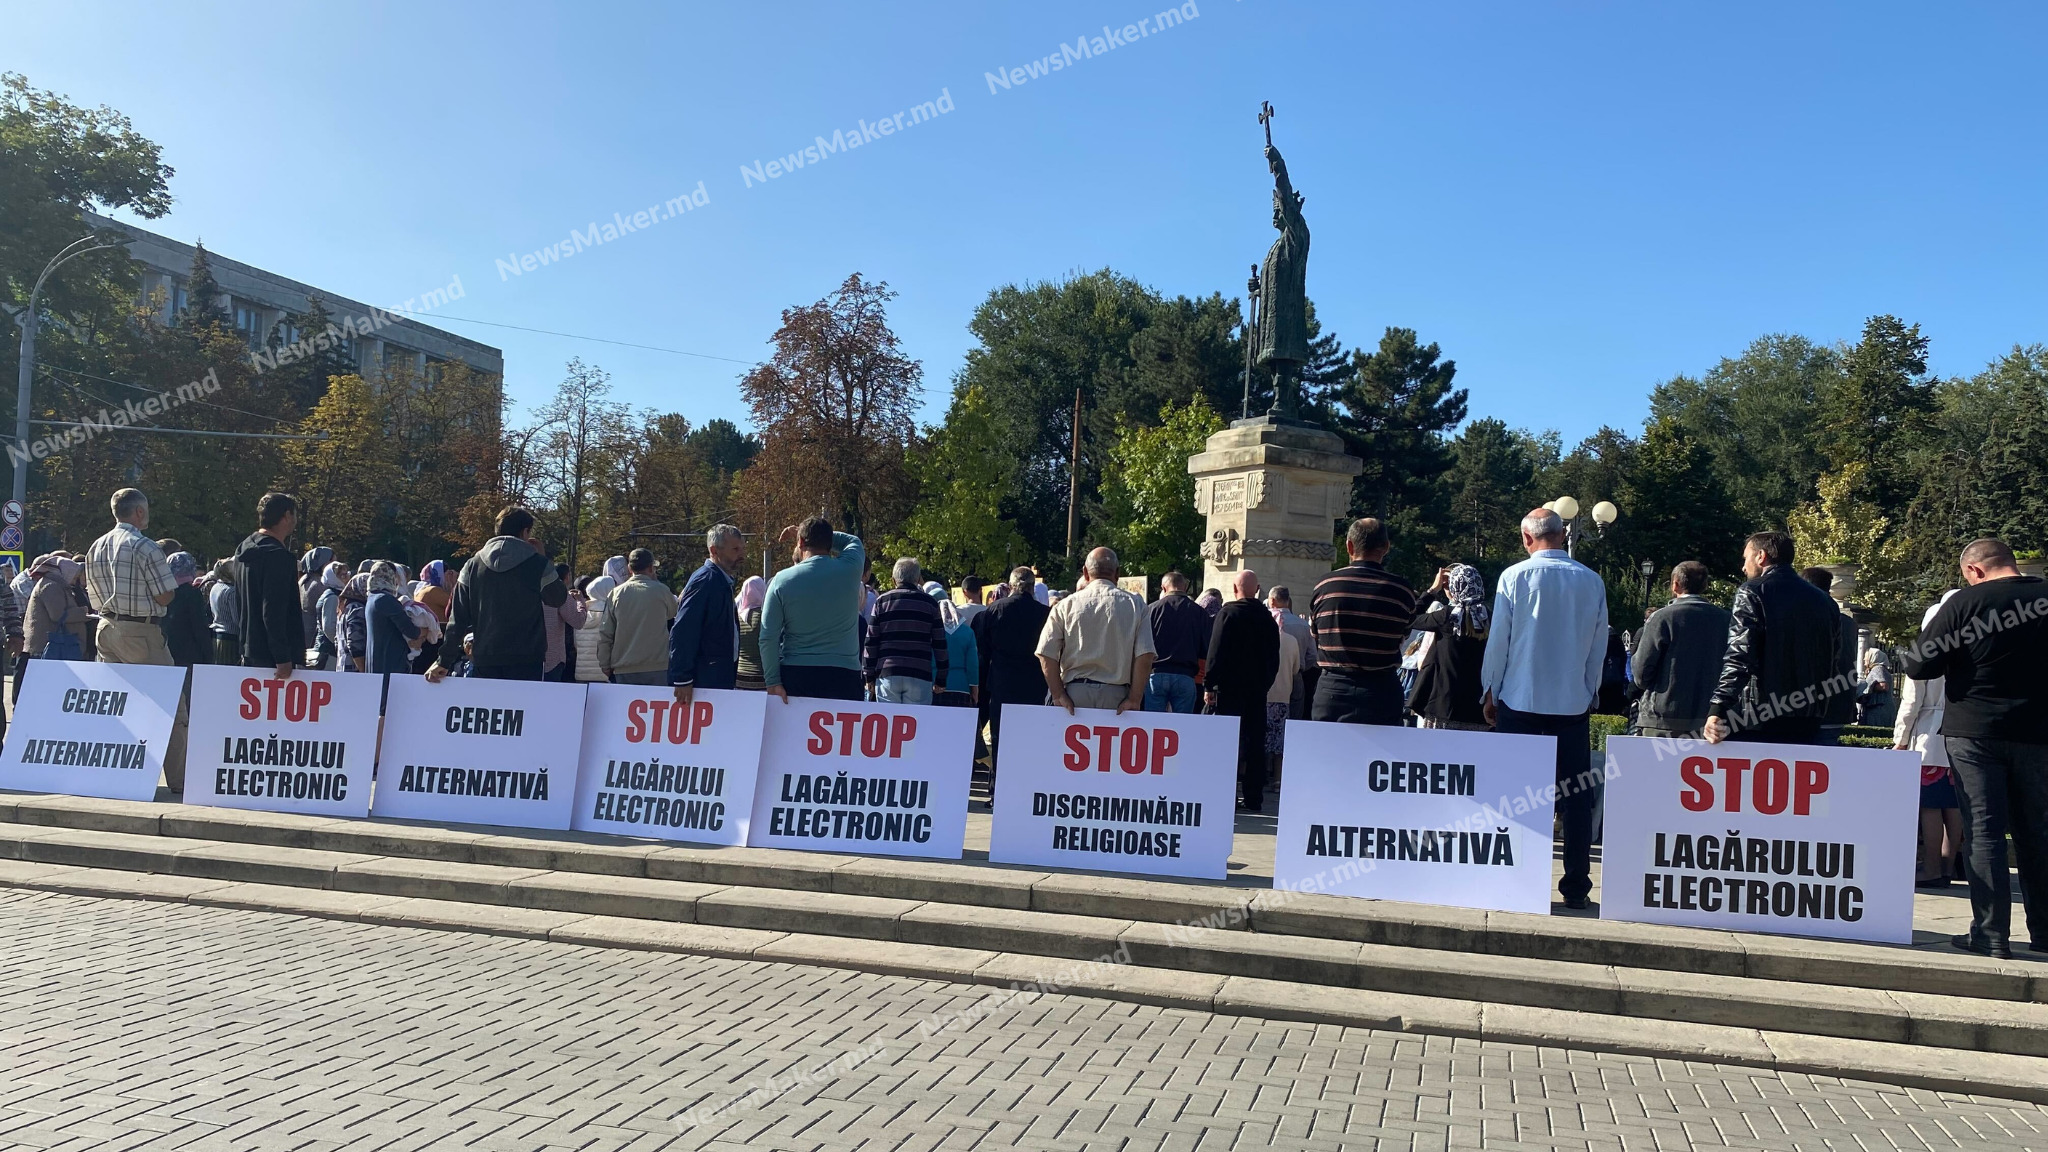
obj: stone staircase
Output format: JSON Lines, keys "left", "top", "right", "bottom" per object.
{"left": 3, "top": 790, "right": 2045, "bottom": 1102}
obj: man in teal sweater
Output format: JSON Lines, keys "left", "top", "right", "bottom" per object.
{"left": 760, "top": 516, "right": 866, "bottom": 702}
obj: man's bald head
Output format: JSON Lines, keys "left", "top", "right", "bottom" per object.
{"left": 1083, "top": 547, "right": 1119, "bottom": 580}
{"left": 1233, "top": 568, "right": 1261, "bottom": 601}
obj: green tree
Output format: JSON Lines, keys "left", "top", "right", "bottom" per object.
{"left": 889, "top": 385, "right": 1030, "bottom": 583}
{"left": 1098, "top": 395, "right": 1226, "bottom": 578}
{"left": 1648, "top": 334, "right": 1834, "bottom": 531}
{"left": 1618, "top": 416, "right": 1747, "bottom": 605}
{"left": 1442, "top": 418, "right": 1547, "bottom": 568}
{"left": 949, "top": 270, "right": 1245, "bottom": 566}
{"left": 1, "top": 71, "right": 172, "bottom": 330}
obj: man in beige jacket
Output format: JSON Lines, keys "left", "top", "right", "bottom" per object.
{"left": 599, "top": 548, "right": 679, "bottom": 685}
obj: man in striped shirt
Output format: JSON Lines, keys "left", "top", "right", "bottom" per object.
{"left": 863, "top": 557, "right": 948, "bottom": 705}
{"left": 1309, "top": 518, "right": 1417, "bottom": 725}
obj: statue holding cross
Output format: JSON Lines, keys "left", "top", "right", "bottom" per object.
{"left": 1254, "top": 100, "right": 1311, "bottom": 421}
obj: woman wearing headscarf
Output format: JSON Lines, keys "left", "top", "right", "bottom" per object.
{"left": 363, "top": 562, "right": 421, "bottom": 675}
{"left": 1407, "top": 563, "right": 1492, "bottom": 730}
{"left": 403, "top": 580, "right": 446, "bottom": 673}
{"left": 24, "top": 553, "right": 87, "bottom": 663}
{"left": 159, "top": 552, "right": 214, "bottom": 668}
{"left": 1195, "top": 587, "right": 1222, "bottom": 617}
{"left": 416, "top": 559, "right": 452, "bottom": 624}
{"left": 932, "top": 587, "right": 980, "bottom": 712}
{"left": 208, "top": 559, "right": 242, "bottom": 666}
{"left": 574, "top": 564, "right": 623, "bottom": 684}
{"left": 313, "top": 562, "right": 347, "bottom": 670}
{"left": 298, "top": 546, "right": 334, "bottom": 656}
{"left": 340, "top": 572, "right": 370, "bottom": 672}
{"left": 734, "top": 575, "right": 768, "bottom": 691}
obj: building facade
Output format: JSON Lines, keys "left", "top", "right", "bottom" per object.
{"left": 88, "top": 212, "right": 503, "bottom": 382}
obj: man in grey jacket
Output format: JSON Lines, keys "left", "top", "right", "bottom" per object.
{"left": 1630, "top": 561, "right": 1731, "bottom": 738}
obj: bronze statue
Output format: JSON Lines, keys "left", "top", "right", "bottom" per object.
{"left": 1254, "top": 101, "right": 1309, "bottom": 420}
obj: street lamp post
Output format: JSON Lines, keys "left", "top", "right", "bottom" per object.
{"left": 10, "top": 234, "right": 122, "bottom": 525}
{"left": 1544, "top": 496, "right": 1619, "bottom": 557}
{"left": 1640, "top": 556, "right": 1658, "bottom": 615}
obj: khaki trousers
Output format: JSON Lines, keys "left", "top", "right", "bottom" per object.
{"left": 96, "top": 618, "right": 189, "bottom": 793}
{"left": 1059, "top": 681, "right": 1132, "bottom": 711}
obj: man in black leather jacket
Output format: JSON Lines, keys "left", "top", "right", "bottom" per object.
{"left": 1704, "top": 531, "right": 1845, "bottom": 745}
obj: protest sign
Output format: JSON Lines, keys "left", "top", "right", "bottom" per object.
{"left": 571, "top": 684, "right": 765, "bottom": 846}
{"left": 0, "top": 662, "right": 186, "bottom": 801}
{"left": 988, "top": 704, "right": 1238, "bottom": 879}
{"left": 182, "top": 667, "right": 381, "bottom": 817}
{"left": 1274, "top": 721, "right": 1560, "bottom": 914}
{"left": 370, "top": 677, "right": 585, "bottom": 829}
{"left": 746, "top": 698, "right": 975, "bottom": 859}
{"left": 1601, "top": 735, "right": 1919, "bottom": 944}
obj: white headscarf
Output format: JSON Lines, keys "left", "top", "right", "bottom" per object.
{"left": 603, "top": 555, "right": 629, "bottom": 585}
{"left": 736, "top": 575, "right": 767, "bottom": 614}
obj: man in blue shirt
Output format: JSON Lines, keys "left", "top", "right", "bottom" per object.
{"left": 759, "top": 517, "right": 866, "bottom": 702}
{"left": 1480, "top": 507, "right": 1610, "bottom": 909}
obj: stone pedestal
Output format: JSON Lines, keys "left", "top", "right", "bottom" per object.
{"left": 1186, "top": 418, "right": 1362, "bottom": 598}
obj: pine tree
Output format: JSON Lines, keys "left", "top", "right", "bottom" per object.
{"left": 1330, "top": 327, "right": 1468, "bottom": 519}
{"left": 178, "top": 241, "right": 231, "bottom": 330}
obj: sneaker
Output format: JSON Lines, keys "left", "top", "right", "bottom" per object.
{"left": 1951, "top": 933, "right": 2014, "bottom": 959}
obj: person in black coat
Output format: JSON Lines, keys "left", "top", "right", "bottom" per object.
{"left": 232, "top": 492, "right": 307, "bottom": 678}
{"left": 1705, "top": 531, "right": 1842, "bottom": 746}
{"left": 1633, "top": 562, "right": 1733, "bottom": 737}
{"left": 1408, "top": 563, "right": 1491, "bottom": 729}
{"left": 159, "top": 551, "right": 213, "bottom": 668}
{"left": 1205, "top": 569, "right": 1280, "bottom": 812}
{"left": 972, "top": 567, "right": 1051, "bottom": 784}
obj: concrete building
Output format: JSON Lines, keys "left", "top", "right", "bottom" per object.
{"left": 87, "top": 212, "right": 502, "bottom": 383}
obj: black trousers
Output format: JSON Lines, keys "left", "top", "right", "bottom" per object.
{"left": 779, "top": 663, "right": 863, "bottom": 701}
{"left": 1218, "top": 690, "right": 1267, "bottom": 810}
{"left": 1733, "top": 715, "right": 1824, "bottom": 745}
{"left": 1495, "top": 703, "right": 1598, "bottom": 903}
{"left": 1946, "top": 737, "right": 2048, "bottom": 948}
{"left": 1310, "top": 667, "right": 1404, "bottom": 725}
{"left": 467, "top": 661, "right": 541, "bottom": 681}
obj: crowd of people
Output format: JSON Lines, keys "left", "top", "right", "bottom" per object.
{"left": 8, "top": 489, "right": 2044, "bottom": 951}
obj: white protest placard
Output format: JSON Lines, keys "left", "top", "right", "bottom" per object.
{"left": 987, "top": 704, "right": 1239, "bottom": 879}
{"left": 571, "top": 684, "right": 764, "bottom": 846}
{"left": 0, "top": 662, "right": 187, "bottom": 801}
{"left": 1274, "top": 721, "right": 1559, "bottom": 915}
{"left": 370, "top": 677, "right": 586, "bottom": 829}
{"left": 747, "top": 698, "right": 975, "bottom": 859}
{"left": 1601, "top": 735, "right": 1919, "bottom": 944}
{"left": 182, "top": 667, "right": 381, "bottom": 817}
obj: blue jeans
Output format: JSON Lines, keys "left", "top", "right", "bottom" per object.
{"left": 875, "top": 676, "right": 933, "bottom": 705}
{"left": 1144, "top": 672, "right": 1199, "bottom": 714}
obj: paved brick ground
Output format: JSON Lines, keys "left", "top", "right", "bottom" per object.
{"left": 0, "top": 888, "right": 2043, "bottom": 1151}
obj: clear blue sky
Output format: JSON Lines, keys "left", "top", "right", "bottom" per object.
{"left": 13, "top": 2, "right": 2046, "bottom": 446}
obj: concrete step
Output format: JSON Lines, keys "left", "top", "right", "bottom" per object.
{"left": 5, "top": 790, "right": 2042, "bottom": 1005}
{"left": 4, "top": 854, "right": 2048, "bottom": 1106}
{"left": 3, "top": 820, "right": 2047, "bottom": 1060}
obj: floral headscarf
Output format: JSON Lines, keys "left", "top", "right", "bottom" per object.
{"left": 422, "top": 559, "right": 447, "bottom": 588}
{"left": 342, "top": 573, "right": 370, "bottom": 603}
{"left": 166, "top": 551, "right": 198, "bottom": 585}
{"left": 1446, "top": 563, "right": 1490, "bottom": 637}
{"left": 367, "top": 561, "right": 404, "bottom": 596}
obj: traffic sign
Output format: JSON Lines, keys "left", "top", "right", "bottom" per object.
{"left": 0, "top": 526, "right": 21, "bottom": 550}
{"left": 2, "top": 500, "right": 21, "bottom": 525}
